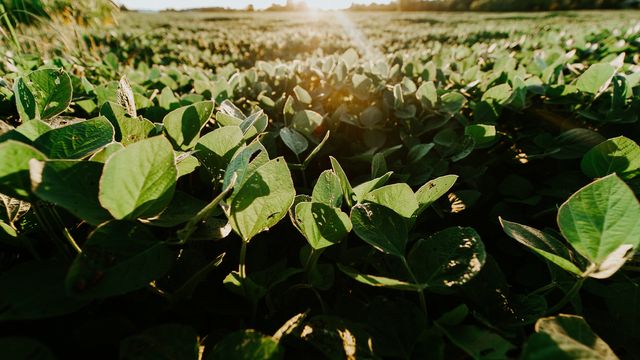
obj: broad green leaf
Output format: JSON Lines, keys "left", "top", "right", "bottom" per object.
{"left": 120, "top": 324, "right": 199, "bottom": 360}
{"left": 33, "top": 116, "right": 114, "bottom": 159}
{"left": 176, "top": 152, "right": 199, "bottom": 178}
{"left": 416, "top": 81, "right": 437, "bottom": 108}
{"left": 30, "top": 160, "right": 111, "bottom": 226}
{"left": 522, "top": 315, "right": 619, "bottom": 360}
{"left": 353, "top": 171, "right": 393, "bottom": 203}
{"left": 576, "top": 63, "right": 616, "bottom": 95}
{"left": 465, "top": 124, "right": 496, "bottom": 148}
{"left": 408, "top": 227, "right": 486, "bottom": 289}
{"left": 206, "top": 330, "right": 283, "bottom": 360}
{"left": 482, "top": 83, "right": 512, "bottom": 105}
{"left": 330, "top": 156, "right": 357, "bottom": 207}
{"left": 222, "top": 142, "right": 267, "bottom": 192}
{"left": 14, "top": 119, "right": 51, "bottom": 141}
{"left": 66, "top": 221, "right": 174, "bottom": 299}
{"left": 280, "top": 127, "right": 308, "bottom": 156}
{"left": 363, "top": 183, "right": 418, "bottom": 219}
{"left": 144, "top": 191, "right": 205, "bottom": 228}
{"left": 89, "top": 142, "right": 124, "bottom": 163}
{"left": 240, "top": 110, "right": 268, "bottom": 137}
{"left": 293, "top": 85, "right": 312, "bottom": 104}
{"left": 337, "top": 264, "right": 422, "bottom": 291}
{"left": 295, "top": 202, "right": 352, "bottom": 250}
{"left": 500, "top": 218, "right": 584, "bottom": 276}
{"left": 195, "top": 126, "right": 244, "bottom": 181}
{"left": 351, "top": 202, "right": 408, "bottom": 257}
{"left": 0, "top": 141, "right": 46, "bottom": 199}
{"left": 0, "top": 260, "right": 88, "bottom": 321}
{"left": 228, "top": 157, "right": 295, "bottom": 242}
{"left": 163, "top": 101, "right": 214, "bottom": 150}
{"left": 311, "top": 170, "right": 343, "bottom": 207}
{"left": 99, "top": 136, "right": 177, "bottom": 220}
{"left": 415, "top": 175, "right": 458, "bottom": 215}
{"left": 558, "top": 174, "right": 640, "bottom": 278}
{"left": 292, "top": 110, "right": 323, "bottom": 139}
{"left": 440, "top": 92, "right": 466, "bottom": 114}
{"left": 100, "top": 102, "right": 156, "bottom": 146}
{"left": 14, "top": 68, "right": 72, "bottom": 121}
{"left": 581, "top": 136, "right": 640, "bottom": 180}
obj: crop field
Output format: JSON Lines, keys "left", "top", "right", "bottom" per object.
{"left": 1, "top": 5, "right": 640, "bottom": 359}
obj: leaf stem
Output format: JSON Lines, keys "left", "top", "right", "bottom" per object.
{"left": 401, "top": 256, "right": 428, "bottom": 322}
{"left": 239, "top": 240, "right": 248, "bottom": 279}
{"left": 545, "top": 277, "right": 585, "bottom": 316}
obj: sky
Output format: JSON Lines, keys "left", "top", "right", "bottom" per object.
{"left": 116, "top": 0, "right": 392, "bottom": 11}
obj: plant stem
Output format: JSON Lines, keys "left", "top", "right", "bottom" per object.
{"left": 530, "top": 282, "right": 557, "bottom": 296}
{"left": 401, "top": 256, "right": 428, "bottom": 322}
{"left": 545, "top": 277, "right": 585, "bottom": 316}
{"left": 239, "top": 241, "right": 248, "bottom": 278}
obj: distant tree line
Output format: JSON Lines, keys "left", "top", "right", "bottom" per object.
{"left": 351, "top": 0, "right": 637, "bottom": 11}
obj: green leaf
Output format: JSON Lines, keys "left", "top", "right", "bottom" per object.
{"left": 14, "top": 68, "right": 72, "bottom": 121}
{"left": 482, "top": 83, "right": 512, "bottom": 105}
{"left": 33, "top": 116, "right": 114, "bottom": 159}
{"left": 228, "top": 157, "right": 295, "bottom": 242}
{"left": 311, "top": 170, "right": 343, "bottom": 207}
{"left": 440, "top": 92, "right": 466, "bottom": 114}
{"left": 295, "top": 202, "right": 352, "bottom": 250}
{"left": 415, "top": 175, "right": 458, "bottom": 215}
{"left": 14, "top": 119, "right": 51, "bottom": 141}
{"left": 30, "top": 160, "right": 111, "bottom": 226}
{"left": 292, "top": 110, "right": 323, "bottom": 139}
{"left": 464, "top": 124, "right": 496, "bottom": 148}
{"left": 500, "top": 218, "right": 584, "bottom": 276}
{"left": 581, "top": 136, "right": 640, "bottom": 180}
{"left": 522, "top": 315, "right": 619, "bottom": 360}
{"left": 363, "top": 183, "right": 418, "bottom": 219}
{"left": 0, "top": 140, "right": 47, "bottom": 199}
{"left": 558, "top": 174, "right": 640, "bottom": 278}
{"left": 120, "top": 324, "right": 199, "bottom": 360}
{"left": 337, "top": 264, "right": 422, "bottom": 291}
{"left": 0, "top": 260, "right": 88, "bottom": 321}
{"left": 408, "top": 227, "right": 486, "bottom": 289}
{"left": 330, "top": 156, "right": 357, "bottom": 207}
{"left": 351, "top": 202, "right": 408, "bottom": 257}
{"left": 66, "top": 221, "right": 174, "bottom": 299}
{"left": 280, "top": 127, "right": 308, "bottom": 156}
{"left": 163, "top": 101, "right": 214, "bottom": 150}
{"left": 223, "top": 142, "right": 268, "bottom": 192}
{"left": 206, "top": 330, "right": 283, "bottom": 360}
{"left": 144, "top": 191, "right": 205, "bottom": 228}
{"left": 100, "top": 102, "right": 155, "bottom": 146}
{"left": 99, "top": 136, "right": 177, "bottom": 220}
{"left": 89, "top": 142, "right": 124, "bottom": 163}
{"left": 416, "top": 81, "right": 437, "bottom": 108}
{"left": 293, "top": 85, "right": 312, "bottom": 104}
{"left": 195, "top": 125, "right": 244, "bottom": 181}
{"left": 576, "top": 63, "right": 616, "bottom": 95}
{"left": 353, "top": 171, "right": 393, "bottom": 203}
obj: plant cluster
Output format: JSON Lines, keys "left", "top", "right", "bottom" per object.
{"left": 0, "top": 10, "right": 639, "bottom": 360}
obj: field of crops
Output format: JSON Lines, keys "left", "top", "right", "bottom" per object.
{"left": 1, "top": 7, "right": 640, "bottom": 359}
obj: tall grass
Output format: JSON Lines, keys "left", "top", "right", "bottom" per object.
{"left": 0, "top": 0, "right": 117, "bottom": 61}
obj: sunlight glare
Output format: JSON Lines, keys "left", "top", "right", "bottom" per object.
{"left": 304, "top": 0, "right": 357, "bottom": 10}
